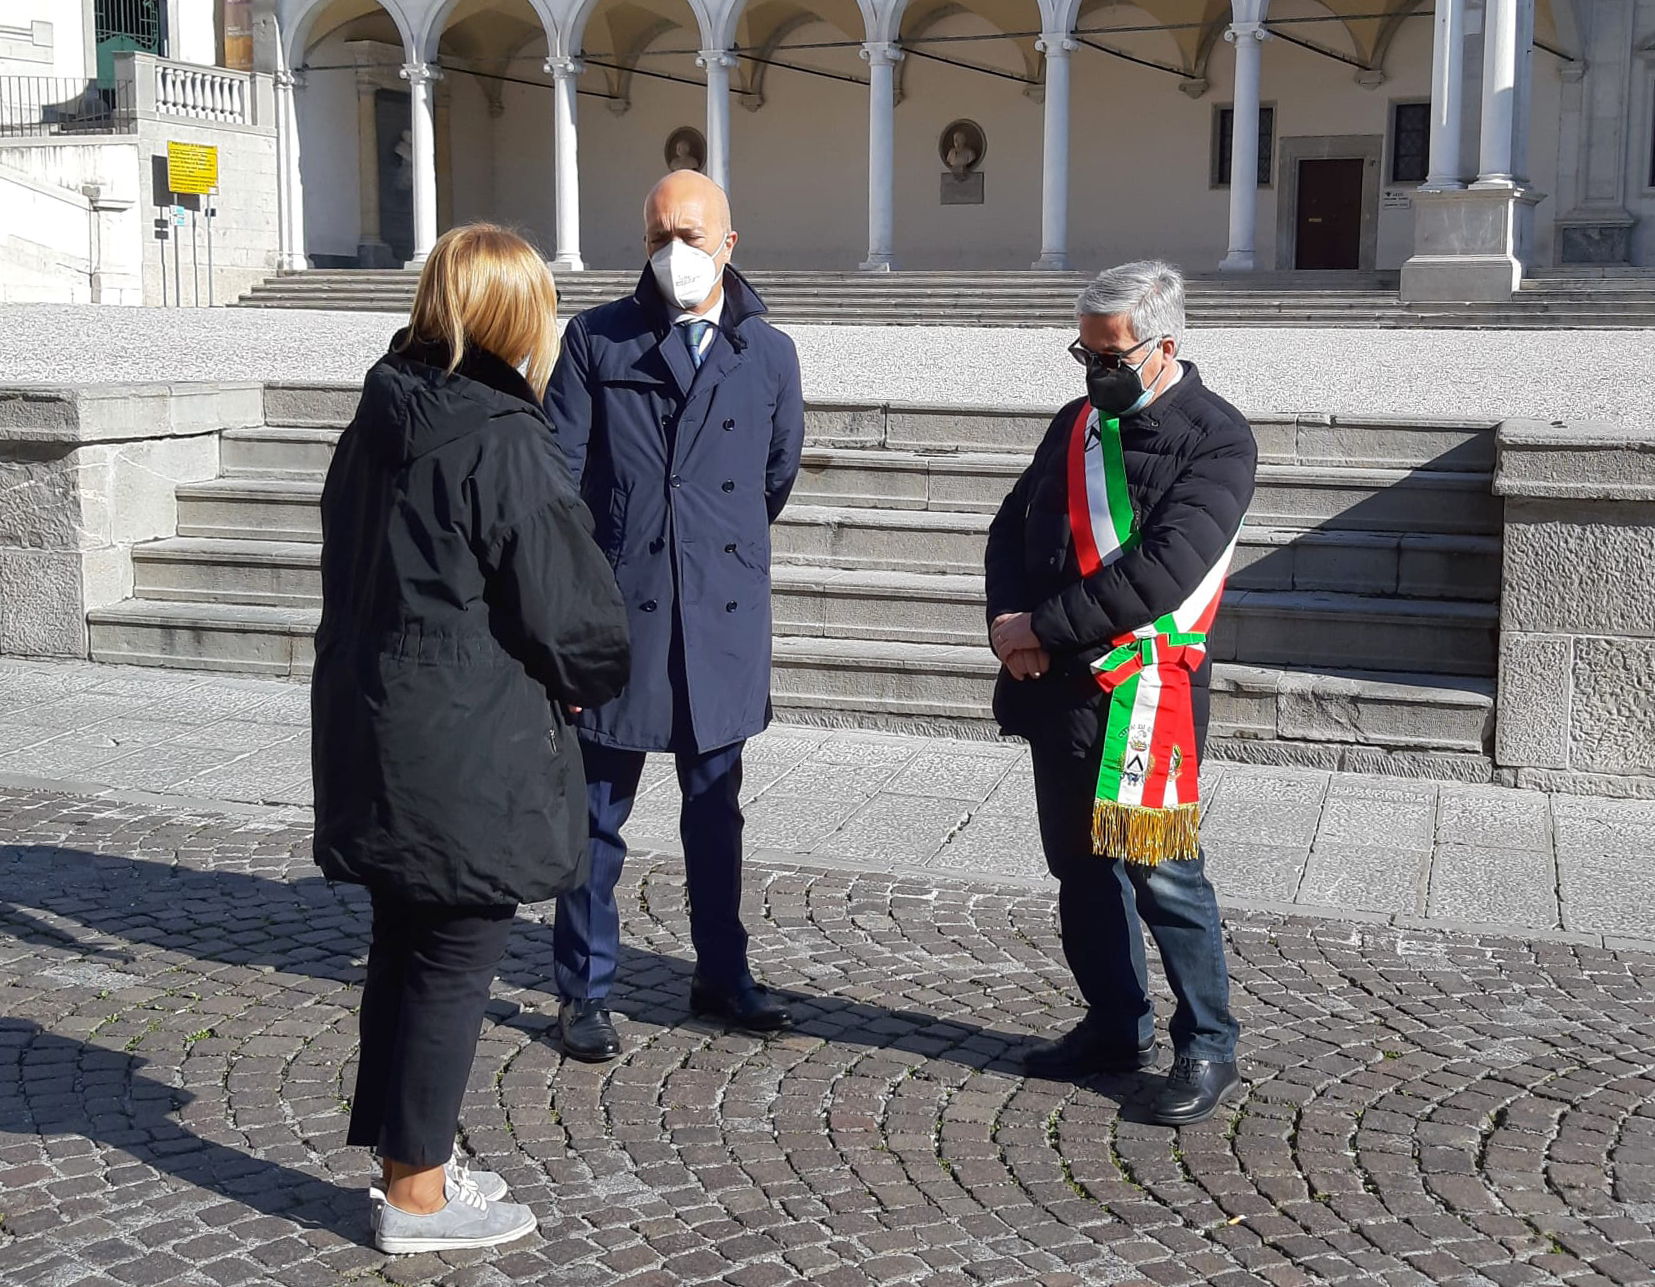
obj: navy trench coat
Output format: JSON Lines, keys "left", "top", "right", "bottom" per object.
{"left": 544, "top": 266, "right": 805, "bottom": 753}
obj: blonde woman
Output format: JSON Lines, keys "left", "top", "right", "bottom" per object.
{"left": 311, "top": 224, "right": 630, "bottom": 1254}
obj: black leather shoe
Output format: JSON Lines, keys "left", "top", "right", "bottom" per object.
{"left": 688, "top": 974, "right": 794, "bottom": 1034}
{"left": 559, "top": 998, "right": 621, "bottom": 1063}
{"left": 1150, "top": 1054, "right": 1241, "bottom": 1125}
{"left": 1020, "top": 1023, "right": 1156, "bottom": 1079}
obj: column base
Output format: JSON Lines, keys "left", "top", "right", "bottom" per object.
{"left": 404, "top": 254, "right": 429, "bottom": 269}
{"left": 1555, "top": 207, "right": 1636, "bottom": 266}
{"left": 1400, "top": 185, "right": 1540, "bottom": 302}
{"left": 550, "top": 253, "right": 586, "bottom": 272}
{"left": 277, "top": 252, "right": 310, "bottom": 272}
{"left": 1031, "top": 252, "right": 1070, "bottom": 271}
{"left": 1217, "top": 251, "right": 1256, "bottom": 272}
{"left": 859, "top": 256, "right": 895, "bottom": 272}
{"left": 356, "top": 239, "right": 397, "bottom": 269}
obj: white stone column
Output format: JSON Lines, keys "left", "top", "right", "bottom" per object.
{"left": 274, "top": 68, "right": 308, "bottom": 271}
{"left": 400, "top": 61, "right": 441, "bottom": 263}
{"left": 1218, "top": 1, "right": 1269, "bottom": 272}
{"left": 1421, "top": 0, "right": 1465, "bottom": 189}
{"left": 697, "top": 50, "right": 736, "bottom": 191}
{"left": 859, "top": 41, "right": 902, "bottom": 272}
{"left": 1473, "top": 0, "right": 1522, "bottom": 186}
{"left": 1032, "top": 34, "right": 1076, "bottom": 270}
{"left": 546, "top": 56, "right": 585, "bottom": 271}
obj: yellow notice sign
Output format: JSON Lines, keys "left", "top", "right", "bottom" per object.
{"left": 166, "top": 141, "right": 219, "bottom": 195}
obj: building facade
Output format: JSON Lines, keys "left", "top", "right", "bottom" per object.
{"left": 2, "top": 2, "right": 279, "bottom": 304}
{"left": 264, "top": 0, "right": 1655, "bottom": 295}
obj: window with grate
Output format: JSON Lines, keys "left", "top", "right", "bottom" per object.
{"left": 1215, "top": 106, "right": 1275, "bottom": 188}
{"left": 94, "top": 0, "right": 164, "bottom": 85}
{"left": 1391, "top": 102, "right": 1431, "bottom": 184}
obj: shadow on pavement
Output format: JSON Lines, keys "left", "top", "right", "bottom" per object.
{"left": 0, "top": 1018, "right": 372, "bottom": 1244}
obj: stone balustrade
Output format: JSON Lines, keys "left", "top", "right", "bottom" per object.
{"left": 152, "top": 60, "right": 250, "bottom": 124}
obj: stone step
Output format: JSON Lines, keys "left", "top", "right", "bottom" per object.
{"left": 790, "top": 453, "right": 1499, "bottom": 531}
{"left": 82, "top": 597, "right": 1493, "bottom": 772}
{"left": 769, "top": 636, "right": 1495, "bottom": 771}
{"left": 130, "top": 517, "right": 1500, "bottom": 610}
{"left": 128, "top": 539, "right": 1495, "bottom": 674}
{"left": 87, "top": 600, "right": 317, "bottom": 678}
{"left": 234, "top": 297, "right": 1655, "bottom": 330}
{"left": 221, "top": 424, "right": 340, "bottom": 476}
{"left": 776, "top": 507, "right": 1499, "bottom": 598}
{"left": 768, "top": 568, "right": 1496, "bottom": 676}
{"left": 175, "top": 477, "right": 323, "bottom": 541}
{"left": 176, "top": 453, "right": 1500, "bottom": 560}
{"left": 227, "top": 404, "right": 1497, "bottom": 473}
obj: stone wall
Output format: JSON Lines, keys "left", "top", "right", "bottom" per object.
{"left": 0, "top": 385, "right": 259, "bottom": 657}
{"left": 1494, "top": 420, "right": 1655, "bottom": 797}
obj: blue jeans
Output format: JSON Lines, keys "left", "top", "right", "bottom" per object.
{"left": 553, "top": 737, "right": 750, "bottom": 1002}
{"left": 1029, "top": 738, "right": 1239, "bottom": 1062}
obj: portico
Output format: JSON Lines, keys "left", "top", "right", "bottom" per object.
{"left": 267, "top": 0, "right": 1647, "bottom": 288}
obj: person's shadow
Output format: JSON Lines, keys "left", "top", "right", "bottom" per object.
{"left": 1, "top": 842, "right": 1150, "bottom": 1230}
{"left": 0, "top": 1018, "right": 371, "bottom": 1243}
{"left": 1, "top": 843, "right": 1061, "bottom": 1071}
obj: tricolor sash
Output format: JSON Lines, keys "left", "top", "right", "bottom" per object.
{"left": 1066, "top": 402, "right": 1237, "bottom": 865}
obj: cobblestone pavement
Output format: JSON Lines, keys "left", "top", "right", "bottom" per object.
{"left": 2, "top": 303, "right": 1651, "bottom": 426}
{"left": 3, "top": 659, "right": 1654, "bottom": 949}
{"left": 1, "top": 785, "right": 1654, "bottom": 1287}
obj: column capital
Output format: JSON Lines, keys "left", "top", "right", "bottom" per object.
{"left": 695, "top": 49, "right": 739, "bottom": 71}
{"left": 1035, "top": 33, "right": 1080, "bottom": 55}
{"left": 1225, "top": 22, "right": 1270, "bottom": 43}
{"left": 399, "top": 62, "right": 442, "bottom": 87}
{"left": 544, "top": 55, "right": 585, "bottom": 78}
{"left": 860, "top": 41, "right": 904, "bottom": 66}
{"left": 274, "top": 69, "right": 304, "bottom": 90}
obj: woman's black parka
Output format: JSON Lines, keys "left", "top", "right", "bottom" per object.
{"left": 311, "top": 335, "right": 631, "bottom": 906}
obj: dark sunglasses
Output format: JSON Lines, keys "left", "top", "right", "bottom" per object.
{"left": 1068, "top": 335, "right": 1159, "bottom": 370}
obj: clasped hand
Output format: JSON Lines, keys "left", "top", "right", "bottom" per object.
{"left": 990, "top": 612, "right": 1049, "bottom": 682}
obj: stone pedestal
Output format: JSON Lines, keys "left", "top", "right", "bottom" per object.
{"left": 1493, "top": 419, "right": 1655, "bottom": 797}
{"left": 1555, "top": 209, "right": 1636, "bottom": 265}
{"left": 1400, "top": 186, "right": 1539, "bottom": 302}
{"left": 0, "top": 385, "right": 259, "bottom": 658}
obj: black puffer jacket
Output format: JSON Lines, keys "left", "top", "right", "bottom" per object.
{"left": 312, "top": 335, "right": 631, "bottom": 906}
{"left": 984, "top": 363, "right": 1257, "bottom": 756}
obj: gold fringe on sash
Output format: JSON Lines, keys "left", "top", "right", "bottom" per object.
{"left": 1092, "top": 800, "right": 1202, "bottom": 866}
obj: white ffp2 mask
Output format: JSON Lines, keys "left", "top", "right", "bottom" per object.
{"left": 650, "top": 239, "right": 723, "bottom": 310}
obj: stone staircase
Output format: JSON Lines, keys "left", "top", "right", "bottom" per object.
{"left": 234, "top": 268, "right": 1655, "bottom": 329}
{"left": 86, "top": 385, "right": 1502, "bottom": 780}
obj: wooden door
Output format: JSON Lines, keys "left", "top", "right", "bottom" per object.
{"left": 1294, "top": 158, "right": 1364, "bottom": 270}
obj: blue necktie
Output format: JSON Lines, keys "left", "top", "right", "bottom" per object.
{"left": 683, "top": 319, "right": 713, "bottom": 368}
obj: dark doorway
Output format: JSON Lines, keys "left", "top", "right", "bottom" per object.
{"left": 1294, "top": 158, "right": 1364, "bottom": 270}
{"left": 375, "top": 88, "right": 415, "bottom": 266}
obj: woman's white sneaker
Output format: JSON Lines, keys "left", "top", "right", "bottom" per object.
{"left": 373, "top": 1172, "right": 537, "bottom": 1254}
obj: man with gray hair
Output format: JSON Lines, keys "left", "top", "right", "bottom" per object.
{"left": 983, "top": 260, "right": 1256, "bottom": 1126}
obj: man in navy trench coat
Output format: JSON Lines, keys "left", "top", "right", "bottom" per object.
{"left": 543, "top": 170, "right": 806, "bottom": 1060}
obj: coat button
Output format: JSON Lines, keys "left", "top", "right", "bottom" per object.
{"left": 670, "top": 475, "right": 682, "bottom": 488}
{"left": 726, "top": 601, "right": 738, "bottom": 612}
{"left": 661, "top": 414, "right": 671, "bottom": 427}
{"left": 641, "top": 600, "right": 657, "bottom": 612}
{"left": 721, "top": 480, "right": 734, "bottom": 493}
{"left": 725, "top": 543, "right": 737, "bottom": 553}
{"left": 723, "top": 418, "right": 735, "bottom": 430}
{"left": 650, "top": 537, "right": 664, "bottom": 554}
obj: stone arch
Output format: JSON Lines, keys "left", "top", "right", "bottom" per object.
{"left": 736, "top": 9, "right": 828, "bottom": 108}
{"left": 560, "top": 0, "right": 716, "bottom": 57}
{"left": 1073, "top": 0, "right": 1199, "bottom": 80}
{"left": 415, "top": 0, "right": 561, "bottom": 59}
{"left": 895, "top": 0, "right": 1044, "bottom": 103}
{"left": 281, "top": 0, "right": 418, "bottom": 65}
{"left": 1365, "top": 0, "right": 1426, "bottom": 79}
